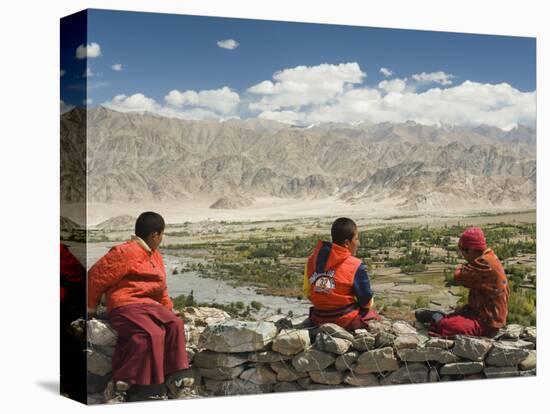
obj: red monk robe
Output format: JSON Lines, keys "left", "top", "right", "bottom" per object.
{"left": 88, "top": 237, "right": 188, "bottom": 385}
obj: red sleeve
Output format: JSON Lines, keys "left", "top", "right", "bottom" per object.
{"left": 454, "top": 258, "right": 500, "bottom": 292}
{"left": 87, "top": 246, "right": 129, "bottom": 310}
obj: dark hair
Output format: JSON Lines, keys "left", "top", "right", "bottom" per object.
{"left": 135, "top": 211, "right": 165, "bottom": 239}
{"left": 331, "top": 217, "right": 357, "bottom": 246}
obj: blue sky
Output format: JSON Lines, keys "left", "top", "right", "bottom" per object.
{"left": 60, "top": 9, "right": 536, "bottom": 128}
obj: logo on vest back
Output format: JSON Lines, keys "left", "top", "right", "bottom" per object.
{"left": 309, "top": 270, "right": 336, "bottom": 294}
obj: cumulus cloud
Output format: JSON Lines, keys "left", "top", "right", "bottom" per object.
{"left": 411, "top": 71, "right": 454, "bottom": 85}
{"left": 247, "top": 62, "right": 366, "bottom": 111}
{"left": 217, "top": 39, "right": 239, "bottom": 50}
{"left": 83, "top": 98, "right": 93, "bottom": 105}
{"left": 103, "top": 91, "right": 239, "bottom": 121}
{"left": 254, "top": 80, "right": 535, "bottom": 128}
{"left": 60, "top": 100, "right": 74, "bottom": 114}
{"left": 75, "top": 42, "right": 102, "bottom": 59}
{"left": 111, "top": 63, "right": 123, "bottom": 71}
{"left": 380, "top": 67, "right": 393, "bottom": 77}
{"left": 164, "top": 86, "right": 240, "bottom": 114}
{"left": 378, "top": 78, "right": 407, "bottom": 93}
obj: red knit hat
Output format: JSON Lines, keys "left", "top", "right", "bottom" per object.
{"left": 458, "top": 227, "right": 487, "bottom": 250}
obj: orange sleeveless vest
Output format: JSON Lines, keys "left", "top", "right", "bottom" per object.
{"left": 306, "top": 240, "right": 362, "bottom": 328}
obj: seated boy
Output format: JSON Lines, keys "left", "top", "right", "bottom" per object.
{"left": 87, "top": 212, "right": 189, "bottom": 400}
{"left": 416, "top": 226, "right": 509, "bottom": 337}
{"left": 304, "top": 217, "right": 380, "bottom": 330}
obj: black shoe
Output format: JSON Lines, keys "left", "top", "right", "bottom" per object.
{"left": 415, "top": 308, "right": 444, "bottom": 324}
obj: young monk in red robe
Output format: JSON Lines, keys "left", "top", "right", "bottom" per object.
{"left": 87, "top": 212, "right": 188, "bottom": 399}
{"left": 416, "top": 227, "right": 509, "bottom": 337}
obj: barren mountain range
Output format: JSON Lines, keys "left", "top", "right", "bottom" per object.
{"left": 60, "top": 107, "right": 536, "bottom": 212}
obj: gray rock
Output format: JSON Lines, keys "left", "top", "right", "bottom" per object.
{"left": 292, "top": 349, "right": 336, "bottom": 372}
{"left": 193, "top": 350, "right": 248, "bottom": 368}
{"left": 519, "top": 368, "right": 536, "bottom": 377}
{"left": 184, "top": 326, "right": 202, "bottom": 347}
{"left": 522, "top": 326, "right": 536, "bottom": 344}
{"left": 499, "top": 339, "right": 535, "bottom": 351}
{"left": 240, "top": 365, "right": 278, "bottom": 385}
{"left": 464, "top": 373, "right": 485, "bottom": 380}
{"left": 86, "top": 349, "right": 112, "bottom": 376}
{"left": 519, "top": 350, "right": 536, "bottom": 371}
{"left": 484, "top": 366, "right": 520, "bottom": 379}
{"left": 428, "top": 367, "right": 439, "bottom": 382}
{"left": 309, "top": 369, "right": 345, "bottom": 385}
{"left": 499, "top": 324, "right": 524, "bottom": 340}
{"left": 343, "top": 372, "right": 379, "bottom": 387}
{"left": 375, "top": 332, "right": 396, "bottom": 348}
{"left": 318, "top": 323, "right": 354, "bottom": 341}
{"left": 335, "top": 351, "right": 359, "bottom": 371}
{"left": 199, "top": 320, "right": 277, "bottom": 352}
{"left": 87, "top": 319, "right": 117, "bottom": 347}
{"left": 273, "top": 382, "right": 302, "bottom": 393}
{"left": 199, "top": 365, "right": 245, "bottom": 380}
{"left": 296, "top": 377, "right": 312, "bottom": 389}
{"left": 393, "top": 334, "right": 427, "bottom": 350}
{"left": 351, "top": 332, "right": 376, "bottom": 351}
{"left": 452, "top": 336, "right": 493, "bottom": 361}
{"left": 366, "top": 320, "right": 393, "bottom": 335}
{"left": 248, "top": 351, "right": 293, "bottom": 363}
{"left": 392, "top": 321, "right": 418, "bottom": 336}
{"left": 272, "top": 329, "right": 311, "bottom": 356}
{"left": 397, "top": 347, "right": 459, "bottom": 364}
{"left": 270, "top": 361, "right": 309, "bottom": 381}
{"left": 183, "top": 307, "right": 230, "bottom": 327}
{"left": 314, "top": 332, "right": 352, "bottom": 355}
{"left": 355, "top": 347, "right": 399, "bottom": 374}
{"left": 485, "top": 343, "right": 529, "bottom": 367}
{"left": 440, "top": 362, "right": 484, "bottom": 375}
{"left": 95, "top": 345, "right": 115, "bottom": 358}
{"left": 425, "top": 338, "right": 454, "bottom": 349}
{"left": 380, "top": 363, "right": 429, "bottom": 385}
{"left": 203, "top": 378, "right": 271, "bottom": 396}
{"left": 186, "top": 347, "right": 196, "bottom": 364}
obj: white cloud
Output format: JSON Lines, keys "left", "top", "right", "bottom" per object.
{"left": 253, "top": 80, "right": 535, "bottom": 128}
{"left": 75, "top": 42, "right": 102, "bottom": 59}
{"left": 411, "top": 71, "right": 455, "bottom": 85}
{"left": 111, "top": 63, "right": 123, "bottom": 71}
{"left": 217, "top": 39, "right": 239, "bottom": 50}
{"left": 60, "top": 69, "right": 66, "bottom": 77}
{"left": 247, "top": 62, "right": 366, "bottom": 111}
{"left": 380, "top": 67, "right": 393, "bottom": 77}
{"left": 103, "top": 92, "right": 238, "bottom": 121}
{"left": 60, "top": 100, "right": 74, "bottom": 114}
{"left": 83, "top": 67, "right": 94, "bottom": 78}
{"left": 83, "top": 98, "right": 93, "bottom": 105}
{"left": 164, "top": 86, "right": 240, "bottom": 114}
{"left": 378, "top": 78, "right": 407, "bottom": 93}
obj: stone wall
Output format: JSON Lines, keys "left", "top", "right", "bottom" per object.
{"left": 83, "top": 307, "right": 536, "bottom": 404}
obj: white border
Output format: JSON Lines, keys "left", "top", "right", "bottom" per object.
{"left": 0, "top": 1, "right": 546, "bottom": 413}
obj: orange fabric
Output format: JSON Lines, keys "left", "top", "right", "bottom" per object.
{"left": 87, "top": 240, "right": 173, "bottom": 313}
{"left": 454, "top": 249, "right": 509, "bottom": 329}
{"left": 306, "top": 240, "right": 362, "bottom": 328}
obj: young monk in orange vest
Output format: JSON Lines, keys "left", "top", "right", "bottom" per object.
{"left": 416, "top": 226, "right": 509, "bottom": 337}
{"left": 304, "top": 217, "right": 380, "bottom": 330}
{"left": 88, "top": 212, "right": 188, "bottom": 400}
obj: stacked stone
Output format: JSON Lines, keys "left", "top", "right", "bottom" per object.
{"left": 82, "top": 309, "right": 537, "bottom": 402}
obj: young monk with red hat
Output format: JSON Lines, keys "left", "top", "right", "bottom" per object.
{"left": 87, "top": 212, "right": 188, "bottom": 400}
{"left": 416, "top": 226, "right": 509, "bottom": 337}
{"left": 304, "top": 217, "right": 381, "bottom": 330}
